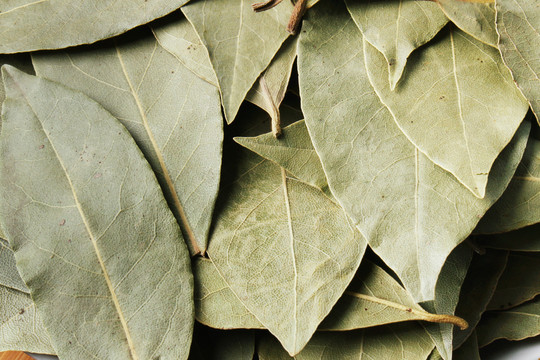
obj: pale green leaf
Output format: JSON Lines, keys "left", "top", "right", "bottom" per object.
{"left": 477, "top": 135, "right": 540, "bottom": 233}
{"left": 496, "top": 0, "right": 540, "bottom": 123}
{"left": 207, "top": 147, "right": 367, "bottom": 355}
{"left": 487, "top": 252, "right": 540, "bottom": 311}
{"left": 478, "top": 223, "right": 540, "bottom": 251}
{"left": 298, "top": 0, "right": 530, "bottom": 301}
{"left": 0, "top": 286, "right": 55, "bottom": 354}
{"left": 182, "top": 0, "right": 293, "bottom": 123}
{"left": 438, "top": 0, "right": 498, "bottom": 47}
{"left": 0, "top": 0, "right": 191, "bottom": 53}
{"left": 32, "top": 28, "right": 223, "bottom": 255}
{"left": 0, "top": 66, "right": 194, "bottom": 360}
{"left": 258, "top": 323, "right": 435, "bottom": 360}
{"left": 422, "top": 245, "right": 473, "bottom": 360}
{"left": 152, "top": 13, "right": 219, "bottom": 87}
{"left": 235, "top": 120, "right": 328, "bottom": 192}
{"left": 245, "top": 37, "right": 298, "bottom": 137}
{"left": 345, "top": 0, "right": 448, "bottom": 89}
{"left": 364, "top": 27, "right": 529, "bottom": 198}
{"left": 476, "top": 298, "right": 540, "bottom": 347}
{"left": 0, "top": 239, "right": 28, "bottom": 293}
{"left": 452, "top": 250, "right": 508, "bottom": 349}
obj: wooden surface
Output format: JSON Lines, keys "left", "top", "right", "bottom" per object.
{"left": 0, "top": 352, "right": 33, "bottom": 360}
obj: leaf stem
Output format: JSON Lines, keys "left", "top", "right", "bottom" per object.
{"left": 252, "top": 0, "right": 283, "bottom": 12}
{"left": 345, "top": 291, "right": 469, "bottom": 330}
{"left": 287, "top": 0, "right": 308, "bottom": 35}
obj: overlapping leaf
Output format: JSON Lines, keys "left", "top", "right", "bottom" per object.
{"left": 190, "top": 327, "right": 255, "bottom": 360}
{"left": 298, "top": 0, "right": 530, "bottom": 302}
{"left": 364, "top": 27, "right": 529, "bottom": 198}
{"left": 477, "top": 135, "right": 540, "bottom": 233}
{"left": 33, "top": 29, "right": 223, "bottom": 255}
{"left": 478, "top": 224, "right": 540, "bottom": 252}
{"left": 496, "top": 0, "right": 540, "bottom": 122}
{"left": 206, "top": 145, "right": 367, "bottom": 355}
{"left": 182, "top": 0, "right": 293, "bottom": 123}
{"left": 0, "top": 0, "right": 191, "bottom": 53}
{"left": 0, "top": 66, "right": 194, "bottom": 360}
{"left": 345, "top": 0, "right": 448, "bottom": 89}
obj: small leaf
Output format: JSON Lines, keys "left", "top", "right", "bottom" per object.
{"left": 345, "top": 0, "right": 448, "bottom": 89}
{"left": 33, "top": 28, "right": 223, "bottom": 255}
{"left": 496, "top": 0, "right": 540, "bottom": 123}
{"left": 437, "top": 0, "right": 498, "bottom": 47}
{"left": 0, "top": 66, "right": 194, "bottom": 360}
{"left": 0, "top": 0, "right": 191, "bottom": 53}
{"left": 477, "top": 134, "right": 540, "bottom": 233}
{"left": 364, "top": 27, "right": 529, "bottom": 198}
{"left": 486, "top": 252, "right": 540, "bottom": 311}
{"left": 207, "top": 146, "right": 367, "bottom": 355}
{"left": 476, "top": 298, "right": 540, "bottom": 347}
{"left": 182, "top": 0, "right": 293, "bottom": 123}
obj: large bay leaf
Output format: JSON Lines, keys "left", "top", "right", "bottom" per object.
{"left": 345, "top": 0, "right": 448, "bottom": 89}
{"left": 298, "top": 0, "right": 530, "bottom": 301}
{"left": 477, "top": 135, "right": 540, "bottom": 233}
{"left": 496, "top": 0, "right": 540, "bottom": 122}
{"left": 245, "top": 37, "right": 298, "bottom": 137}
{"left": 207, "top": 147, "right": 367, "bottom": 355}
{"left": 33, "top": 28, "right": 223, "bottom": 255}
{"left": 152, "top": 13, "right": 219, "bottom": 87}
{"left": 422, "top": 245, "right": 473, "bottom": 360}
{"left": 258, "top": 323, "right": 435, "bottom": 360}
{"left": 235, "top": 120, "right": 328, "bottom": 192}
{"left": 476, "top": 298, "right": 540, "bottom": 347}
{"left": 182, "top": 0, "right": 293, "bottom": 123}
{"left": 487, "top": 252, "right": 540, "bottom": 311}
{"left": 478, "top": 224, "right": 540, "bottom": 251}
{"left": 0, "top": 66, "right": 194, "bottom": 360}
{"left": 0, "top": 286, "right": 55, "bottom": 354}
{"left": 364, "top": 27, "right": 529, "bottom": 198}
{"left": 437, "top": 0, "right": 498, "bottom": 47}
{"left": 452, "top": 250, "right": 508, "bottom": 349}
{"left": 0, "top": 0, "right": 190, "bottom": 53}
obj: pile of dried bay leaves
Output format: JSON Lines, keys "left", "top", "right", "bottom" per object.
{"left": 0, "top": 0, "right": 539, "bottom": 359}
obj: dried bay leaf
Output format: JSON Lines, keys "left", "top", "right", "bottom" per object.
{"left": 437, "top": 0, "right": 498, "bottom": 47}
{"left": 364, "top": 27, "right": 529, "bottom": 198}
{"left": 452, "top": 250, "right": 508, "bottom": 349}
{"left": 298, "top": 0, "right": 530, "bottom": 301}
{"left": 477, "top": 135, "right": 540, "bottom": 233}
{"left": 496, "top": 0, "right": 540, "bottom": 123}
{"left": 0, "top": 66, "right": 194, "bottom": 360}
{"left": 486, "top": 252, "right": 540, "bottom": 311}
{"left": 33, "top": 28, "right": 223, "bottom": 255}
{"left": 182, "top": 0, "right": 293, "bottom": 123}
{"left": 207, "top": 146, "right": 367, "bottom": 355}
{"left": 476, "top": 298, "right": 540, "bottom": 347}
{"left": 345, "top": 0, "right": 448, "bottom": 90}
{"left": 0, "top": 0, "right": 191, "bottom": 54}
{"left": 0, "top": 240, "right": 27, "bottom": 293}
{"left": 477, "top": 224, "right": 540, "bottom": 251}
{"left": 453, "top": 332, "right": 481, "bottom": 360}
{"left": 258, "top": 323, "right": 435, "bottom": 360}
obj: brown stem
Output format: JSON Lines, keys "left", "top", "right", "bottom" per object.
{"left": 287, "top": 0, "right": 308, "bottom": 35}
{"left": 253, "top": 0, "right": 283, "bottom": 12}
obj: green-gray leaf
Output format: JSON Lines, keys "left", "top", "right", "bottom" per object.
{"left": 477, "top": 134, "right": 540, "bottom": 233}
{"left": 345, "top": 0, "right": 448, "bottom": 90}
{"left": 0, "top": 239, "right": 28, "bottom": 293}
{"left": 364, "top": 27, "right": 529, "bottom": 198}
{"left": 452, "top": 250, "right": 508, "bottom": 349}
{"left": 0, "top": 66, "right": 194, "bottom": 360}
{"left": 0, "top": 0, "right": 191, "bottom": 53}
{"left": 207, "top": 147, "right": 366, "bottom": 355}
{"left": 182, "top": 0, "right": 293, "bottom": 123}
{"left": 258, "top": 323, "right": 435, "bottom": 360}
{"left": 476, "top": 298, "right": 540, "bottom": 347}
{"left": 478, "top": 224, "right": 540, "bottom": 252}
{"left": 496, "top": 0, "right": 540, "bottom": 123}
{"left": 437, "top": 0, "right": 498, "bottom": 47}
{"left": 454, "top": 332, "right": 481, "bottom": 360}
{"left": 235, "top": 120, "right": 328, "bottom": 192}
{"left": 298, "top": 0, "right": 530, "bottom": 301}
{"left": 32, "top": 28, "right": 223, "bottom": 255}
{"left": 487, "top": 252, "right": 540, "bottom": 311}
